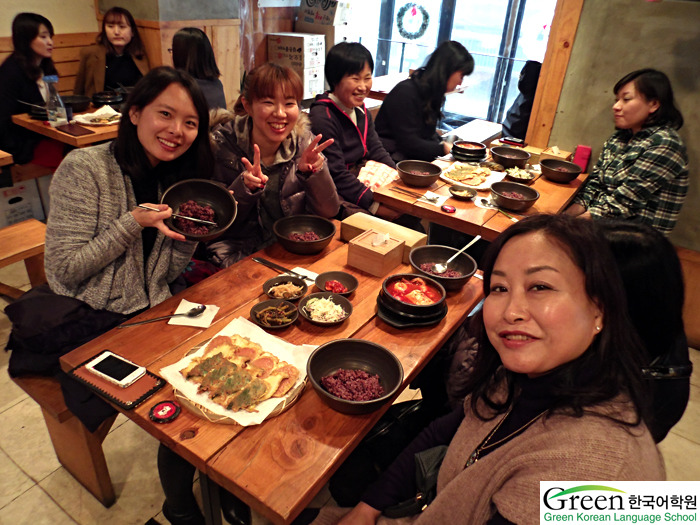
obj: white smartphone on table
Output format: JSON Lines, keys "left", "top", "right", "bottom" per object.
{"left": 85, "top": 351, "right": 146, "bottom": 388}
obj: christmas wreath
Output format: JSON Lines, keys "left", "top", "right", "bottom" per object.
{"left": 396, "top": 3, "right": 429, "bottom": 40}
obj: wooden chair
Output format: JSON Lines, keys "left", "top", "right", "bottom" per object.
{"left": 0, "top": 219, "right": 47, "bottom": 299}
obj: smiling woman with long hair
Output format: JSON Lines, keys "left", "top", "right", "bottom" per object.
{"left": 6, "top": 67, "right": 213, "bottom": 430}
{"left": 309, "top": 214, "right": 663, "bottom": 525}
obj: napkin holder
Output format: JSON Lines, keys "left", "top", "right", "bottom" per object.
{"left": 347, "top": 229, "right": 404, "bottom": 277}
{"left": 341, "top": 214, "right": 426, "bottom": 263}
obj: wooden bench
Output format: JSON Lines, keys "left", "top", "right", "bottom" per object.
{"left": 677, "top": 246, "right": 700, "bottom": 349}
{"left": 11, "top": 374, "right": 117, "bottom": 507}
{"left": 0, "top": 219, "right": 47, "bottom": 299}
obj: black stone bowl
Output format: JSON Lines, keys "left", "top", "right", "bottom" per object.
{"left": 380, "top": 273, "right": 447, "bottom": 317}
{"left": 160, "top": 179, "right": 237, "bottom": 242}
{"left": 490, "top": 146, "right": 531, "bottom": 169}
{"left": 62, "top": 95, "right": 91, "bottom": 113}
{"left": 409, "top": 245, "right": 477, "bottom": 291}
{"left": 92, "top": 90, "right": 124, "bottom": 110}
{"left": 263, "top": 275, "right": 308, "bottom": 301}
{"left": 452, "top": 140, "right": 487, "bottom": 158}
{"left": 396, "top": 160, "right": 442, "bottom": 187}
{"left": 307, "top": 338, "right": 403, "bottom": 415}
{"left": 490, "top": 181, "right": 540, "bottom": 212}
{"left": 315, "top": 271, "right": 359, "bottom": 296}
{"left": 273, "top": 215, "right": 336, "bottom": 255}
{"left": 540, "top": 158, "right": 582, "bottom": 183}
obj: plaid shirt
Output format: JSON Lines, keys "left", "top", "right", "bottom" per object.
{"left": 574, "top": 125, "right": 688, "bottom": 235}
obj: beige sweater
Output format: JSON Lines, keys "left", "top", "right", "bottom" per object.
{"left": 313, "top": 396, "right": 663, "bottom": 525}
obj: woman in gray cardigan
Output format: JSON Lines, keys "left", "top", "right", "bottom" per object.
{"left": 46, "top": 67, "right": 213, "bottom": 313}
{"left": 6, "top": 67, "right": 213, "bottom": 431}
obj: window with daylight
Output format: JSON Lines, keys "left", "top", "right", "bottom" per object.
{"left": 348, "top": 0, "right": 557, "bottom": 129}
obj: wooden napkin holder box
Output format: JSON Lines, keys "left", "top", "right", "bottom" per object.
{"left": 347, "top": 229, "right": 404, "bottom": 277}
{"left": 341, "top": 214, "right": 426, "bottom": 263}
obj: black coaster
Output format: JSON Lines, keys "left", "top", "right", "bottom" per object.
{"left": 149, "top": 400, "right": 181, "bottom": 423}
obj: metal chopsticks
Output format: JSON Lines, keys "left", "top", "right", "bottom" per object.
{"left": 137, "top": 204, "right": 218, "bottom": 227}
{"left": 389, "top": 186, "right": 439, "bottom": 203}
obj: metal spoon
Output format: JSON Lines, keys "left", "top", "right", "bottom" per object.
{"left": 118, "top": 305, "right": 206, "bottom": 328}
{"left": 432, "top": 235, "right": 482, "bottom": 274}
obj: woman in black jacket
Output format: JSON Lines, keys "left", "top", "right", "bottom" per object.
{"left": 0, "top": 12, "right": 58, "bottom": 164}
{"left": 375, "top": 41, "right": 474, "bottom": 162}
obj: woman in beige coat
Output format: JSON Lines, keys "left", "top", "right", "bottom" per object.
{"left": 73, "top": 7, "right": 149, "bottom": 96}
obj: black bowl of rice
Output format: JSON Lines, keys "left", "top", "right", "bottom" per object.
{"left": 307, "top": 339, "right": 403, "bottom": 415}
{"left": 161, "top": 179, "right": 237, "bottom": 242}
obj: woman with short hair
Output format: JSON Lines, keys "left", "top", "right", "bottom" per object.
{"left": 566, "top": 68, "right": 688, "bottom": 236}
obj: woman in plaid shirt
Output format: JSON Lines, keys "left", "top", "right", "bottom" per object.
{"left": 566, "top": 69, "right": 687, "bottom": 235}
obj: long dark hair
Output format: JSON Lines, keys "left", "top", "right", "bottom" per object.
{"left": 233, "top": 62, "right": 302, "bottom": 115}
{"left": 325, "top": 42, "right": 374, "bottom": 92}
{"left": 614, "top": 68, "right": 683, "bottom": 130}
{"left": 172, "top": 27, "right": 220, "bottom": 81}
{"left": 97, "top": 7, "right": 146, "bottom": 58}
{"left": 465, "top": 214, "right": 649, "bottom": 427}
{"left": 412, "top": 41, "right": 474, "bottom": 129}
{"left": 114, "top": 67, "right": 213, "bottom": 183}
{"left": 597, "top": 220, "right": 686, "bottom": 364}
{"left": 10, "top": 12, "right": 57, "bottom": 81}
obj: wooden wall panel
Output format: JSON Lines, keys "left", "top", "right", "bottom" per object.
{"left": 211, "top": 24, "right": 242, "bottom": 107}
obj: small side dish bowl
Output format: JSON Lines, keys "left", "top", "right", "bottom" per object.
{"left": 490, "top": 181, "right": 540, "bottom": 212}
{"left": 490, "top": 146, "right": 531, "bottom": 169}
{"left": 307, "top": 338, "right": 403, "bottom": 415}
{"left": 396, "top": 160, "right": 443, "bottom": 187}
{"left": 448, "top": 184, "right": 477, "bottom": 200}
{"left": 315, "top": 271, "right": 359, "bottom": 296}
{"left": 263, "top": 275, "right": 308, "bottom": 301}
{"left": 539, "top": 158, "right": 582, "bottom": 183}
{"left": 161, "top": 179, "right": 237, "bottom": 242}
{"left": 298, "top": 292, "right": 352, "bottom": 326}
{"left": 504, "top": 167, "right": 536, "bottom": 185}
{"left": 273, "top": 215, "right": 336, "bottom": 255}
{"left": 250, "top": 299, "right": 298, "bottom": 329}
{"left": 409, "top": 245, "right": 477, "bottom": 291}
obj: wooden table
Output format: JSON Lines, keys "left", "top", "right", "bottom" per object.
{"left": 11, "top": 112, "right": 119, "bottom": 148}
{"left": 0, "top": 150, "right": 13, "bottom": 167}
{"left": 374, "top": 164, "right": 588, "bottom": 241}
{"left": 59, "top": 231, "right": 484, "bottom": 524}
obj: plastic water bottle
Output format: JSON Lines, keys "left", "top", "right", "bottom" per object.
{"left": 45, "top": 75, "right": 67, "bottom": 127}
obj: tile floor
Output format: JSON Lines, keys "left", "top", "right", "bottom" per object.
{"left": 0, "top": 261, "right": 698, "bottom": 524}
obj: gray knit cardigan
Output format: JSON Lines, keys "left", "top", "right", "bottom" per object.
{"left": 45, "top": 142, "right": 197, "bottom": 314}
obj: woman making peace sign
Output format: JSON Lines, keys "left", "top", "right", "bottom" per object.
{"left": 206, "top": 63, "right": 339, "bottom": 267}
